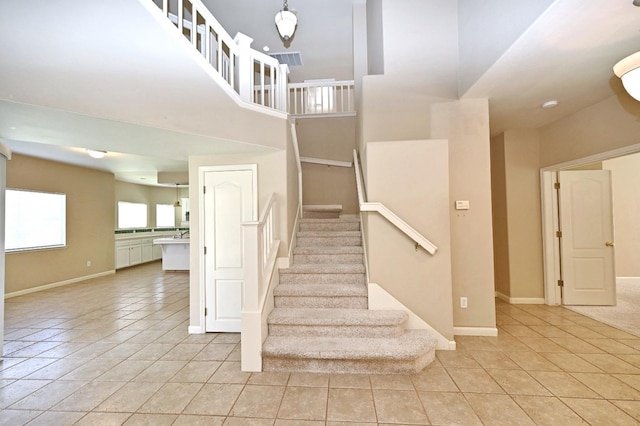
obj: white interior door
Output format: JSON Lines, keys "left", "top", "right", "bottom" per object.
{"left": 204, "top": 166, "right": 256, "bottom": 332}
{"left": 559, "top": 170, "right": 615, "bottom": 305}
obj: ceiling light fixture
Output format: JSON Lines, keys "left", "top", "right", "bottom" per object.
{"left": 87, "top": 149, "right": 107, "bottom": 159}
{"left": 614, "top": 51, "right": 640, "bottom": 101}
{"left": 275, "top": 0, "right": 297, "bottom": 43}
{"left": 541, "top": 100, "right": 559, "bottom": 109}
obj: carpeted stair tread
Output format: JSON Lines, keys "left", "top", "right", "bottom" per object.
{"left": 269, "top": 308, "right": 408, "bottom": 326}
{"left": 274, "top": 283, "right": 367, "bottom": 297}
{"left": 280, "top": 264, "right": 365, "bottom": 274}
{"left": 300, "top": 217, "right": 360, "bottom": 223}
{"left": 262, "top": 330, "right": 437, "bottom": 361}
{"left": 297, "top": 231, "right": 361, "bottom": 238}
{"left": 293, "top": 246, "right": 364, "bottom": 255}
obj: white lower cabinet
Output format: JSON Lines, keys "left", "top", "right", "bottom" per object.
{"left": 115, "top": 235, "right": 168, "bottom": 269}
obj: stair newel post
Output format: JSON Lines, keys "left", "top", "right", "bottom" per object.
{"left": 241, "top": 220, "right": 262, "bottom": 372}
{"left": 234, "top": 33, "right": 254, "bottom": 104}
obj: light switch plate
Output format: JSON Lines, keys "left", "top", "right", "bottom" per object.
{"left": 455, "top": 200, "right": 470, "bottom": 210}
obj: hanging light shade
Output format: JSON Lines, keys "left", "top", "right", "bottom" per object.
{"left": 275, "top": 0, "right": 297, "bottom": 42}
{"left": 614, "top": 51, "right": 640, "bottom": 101}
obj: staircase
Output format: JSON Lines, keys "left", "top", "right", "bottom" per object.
{"left": 262, "top": 207, "right": 437, "bottom": 374}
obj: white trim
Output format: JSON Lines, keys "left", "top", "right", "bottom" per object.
{"left": 368, "top": 283, "right": 456, "bottom": 350}
{"left": 617, "top": 277, "right": 640, "bottom": 282}
{"left": 293, "top": 112, "right": 357, "bottom": 119}
{"left": 300, "top": 157, "right": 353, "bottom": 168}
{"left": 454, "top": 326, "right": 498, "bottom": 337}
{"left": 540, "top": 142, "right": 640, "bottom": 172}
{"left": 188, "top": 325, "right": 205, "bottom": 334}
{"left": 495, "top": 291, "right": 545, "bottom": 304}
{"left": 0, "top": 140, "right": 11, "bottom": 160}
{"left": 5, "top": 270, "right": 116, "bottom": 299}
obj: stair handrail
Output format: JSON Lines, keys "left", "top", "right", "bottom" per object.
{"left": 291, "top": 122, "right": 303, "bottom": 219}
{"left": 353, "top": 149, "right": 438, "bottom": 255}
{"left": 242, "top": 192, "right": 280, "bottom": 371}
{"left": 153, "top": 0, "right": 287, "bottom": 114}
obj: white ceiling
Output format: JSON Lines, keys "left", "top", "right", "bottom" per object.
{"left": 1, "top": 0, "right": 639, "bottom": 185}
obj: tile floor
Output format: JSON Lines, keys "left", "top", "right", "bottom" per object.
{"left": 2, "top": 262, "right": 640, "bottom": 425}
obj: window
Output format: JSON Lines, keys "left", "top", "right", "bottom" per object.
{"left": 156, "top": 204, "right": 175, "bottom": 228}
{"left": 118, "top": 202, "right": 147, "bottom": 229}
{"left": 5, "top": 189, "right": 66, "bottom": 251}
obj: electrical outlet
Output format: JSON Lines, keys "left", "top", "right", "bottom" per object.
{"left": 86, "top": 260, "right": 92, "bottom": 267}
{"left": 460, "top": 297, "right": 468, "bottom": 308}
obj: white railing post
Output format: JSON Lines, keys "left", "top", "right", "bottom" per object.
{"left": 276, "top": 64, "right": 290, "bottom": 113}
{"left": 234, "top": 33, "right": 254, "bottom": 104}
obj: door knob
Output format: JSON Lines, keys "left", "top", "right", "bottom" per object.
{"left": 605, "top": 242, "right": 615, "bottom": 247}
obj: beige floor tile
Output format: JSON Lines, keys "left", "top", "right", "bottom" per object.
{"left": 436, "top": 350, "right": 482, "bottom": 368}
{"left": 618, "top": 340, "right": 640, "bottom": 351}
{"left": 417, "top": 391, "right": 482, "bottom": 425}
{"left": 138, "top": 382, "right": 203, "bottom": 414}
{"left": 465, "top": 393, "right": 535, "bottom": 425}
{"left": 485, "top": 334, "right": 532, "bottom": 351}
{"left": 127, "top": 343, "right": 175, "bottom": 360}
{"left": 512, "top": 395, "right": 586, "bottom": 425}
{"left": 619, "top": 354, "right": 640, "bottom": 369}
{"left": 613, "top": 400, "right": 640, "bottom": 422}
{"left": 23, "top": 358, "right": 88, "bottom": 380}
{"left": 327, "top": 388, "right": 376, "bottom": 423}
{"left": 208, "top": 361, "right": 251, "bottom": 384}
{"left": 277, "top": 386, "right": 328, "bottom": 420}
{"left": 159, "top": 343, "right": 207, "bottom": 361}
{"left": 571, "top": 372, "right": 640, "bottom": 400}
{"left": 183, "top": 383, "right": 244, "bottom": 416}
{"left": 528, "top": 325, "right": 574, "bottom": 338}
{"left": 471, "top": 351, "right": 521, "bottom": 369}
{"left": 224, "top": 418, "right": 275, "bottom": 426}
{"left": 100, "top": 342, "right": 147, "bottom": 359}
{"left": 561, "top": 398, "right": 638, "bottom": 426}
{"left": 276, "top": 420, "right": 324, "bottom": 426}
{"left": 0, "top": 409, "right": 43, "bottom": 425}
{"left": 97, "top": 360, "right": 155, "bottom": 382}
{"left": 0, "top": 379, "right": 50, "bottom": 409}
{"left": 455, "top": 336, "right": 501, "bottom": 351}
{"left": 446, "top": 368, "right": 504, "bottom": 394}
{"left": 486, "top": 369, "right": 552, "bottom": 396}
{"left": 229, "top": 385, "right": 285, "bottom": 418}
{"left": 8, "top": 379, "right": 88, "bottom": 410}
{"left": 248, "top": 371, "right": 290, "bottom": 386}
{"left": 517, "top": 337, "right": 569, "bottom": 353}
{"left": 591, "top": 327, "right": 639, "bottom": 340}
{"left": 615, "top": 374, "right": 640, "bottom": 392}
{"left": 133, "top": 360, "right": 187, "bottom": 382}
{"left": 500, "top": 325, "right": 543, "bottom": 337}
{"left": 173, "top": 414, "right": 226, "bottom": 425}
{"left": 75, "top": 412, "right": 132, "bottom": 425}
{"left": 53, "top": 380, "right": 125, "bottom": 411}
{"left": 60, "top": 357, "right": 122, "bottom": 381}
{"left": 550, "top": 336, "right": 605, "bottom": 353}
{"left": 329, "top": 373, "right": 371, "bottom": 389}
{"left": 193, "top": 343, "right": 237, "bottom": 361}
{"left": 123, "top": 413, "right": 177, "bottom": 425}
{"left": 505, "top": 351, "right": 562, "bottom": 371}
{"left": 411, "top": 365, "right": 458, "bottom": 392}
{"left": 541, "top": 352, "right": 603, "bottom": 372}
{"left": 95, "top": 381, "right": 164, "bottom": 412}
{"left": 373, "top": 389, "right": 428, "bottom": 424}
{"left": 578, "top": 353, "right": 640, "bottom": 374}
{"left": 169, "top": 360, "right": 221, "bottom": 383}
{"left": 369, "top": 373, "right": 414, "bottom": 390}
{"left": 0, "top": 357, "right": 57, "bottom": 379}
{"left": 26, "top": 410, "right": 87, "bottom": 426}
{"left": 585, "top": 338, "right": 640, "bottom": 354}
{"left": 528, "top": 370, "right": 600, "bottom": 398}
{"left": 287, "top": 372, "right": 329, "bottom": 387}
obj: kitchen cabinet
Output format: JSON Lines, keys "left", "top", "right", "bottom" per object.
{"left": 115, "top": 235, "right": 168, "bottom": 269}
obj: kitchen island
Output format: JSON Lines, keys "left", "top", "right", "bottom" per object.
{"left": 153, "top": 237, "right": 190, "bottom": 271}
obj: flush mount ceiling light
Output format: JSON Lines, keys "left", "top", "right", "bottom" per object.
{"left": 541, "top": 100, "right": 559, "bottom": 109}
{"left": 275, "top": 0, "right": 297, "bottom": 43}
{"left": 87, "top": 149, "right": 107, "bottom": 159}
{"left": 614, "top": 51, "right": 640, "bottom": 101}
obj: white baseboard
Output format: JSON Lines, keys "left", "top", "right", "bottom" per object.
{"left": 188, "top": 325, "right": 205, "bottom": 334}
{"left": 495, "top": 291, "right": 545, "bottom": 305}
{"left": 454, "top": 326, "right": 498, "bottom": 337}
{"left": 5, "top": 270, "right": 116, "bottom": 299}
{"left": 617, "top": 277, "right": 640, "bottom": 284}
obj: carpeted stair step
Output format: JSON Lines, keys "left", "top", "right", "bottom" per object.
{"left": 268, "top": 308, "right": 408, "bottom": 338}
{"left": 293, "top": 245, "right": 364, "bottom": 265}
{"left": 279, "top": 263, "right": 366, "bottom": 285}
{"left": 274, "top": 283, "right": 368, "bottom": 309}
{"left": 262, "top": 330, "right": 437, "bottom": 374}
{"left": 297, "top": 231, "right": 362, "bottom": 247}
{"left": 303, "top": 204, "right": 342, "bottom": 219}
{"left": 299, "top": 218, "right": 360, "bottom": 232}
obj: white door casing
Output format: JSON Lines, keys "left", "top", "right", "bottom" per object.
{"left": 203, "top": 165, "right": 257, "bottom": 332}
{"left": 558, "top": 170, "right": 615, "bottom": 305}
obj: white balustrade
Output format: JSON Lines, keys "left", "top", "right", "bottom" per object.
{"left": 288, "top": 80, "right": 355, "bottom": 116}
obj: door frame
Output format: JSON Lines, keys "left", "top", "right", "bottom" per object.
{"left": 197, "top": 164, "right": 258, "bottom": 333}
{"left": 540, "top": 143, "right": 640, "bottom": 305}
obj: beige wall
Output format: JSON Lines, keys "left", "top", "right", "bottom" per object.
{"left": 366, "top": 139, "right": 454, "bottom": 339}
{"left": 431, "top": 99, "right": 496, "bottom": 328}
{"left": 603, "top": 153, "right": 640, "bottom": 277}
{"left": 491, "top": 130, "right": 544, "bottom": 300}
{"left": 115, "top": 181, "right": 186, "bottom": 229}
{"left": 5, "top": 154, "right": 115, "bottom": 294}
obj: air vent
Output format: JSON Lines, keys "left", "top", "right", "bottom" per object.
{"left": 269, "top": 51, "right": 303, "bottom": 67}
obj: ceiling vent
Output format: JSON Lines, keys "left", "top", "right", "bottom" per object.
{"left": 269, "top": 51, "right": 303, "bottom": 67}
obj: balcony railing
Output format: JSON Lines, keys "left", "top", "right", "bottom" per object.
{"left": 289, "top": 80, "right": 356, "bottom": 116}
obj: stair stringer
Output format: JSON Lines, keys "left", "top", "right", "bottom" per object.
{"left": 368, "top": 283, "right": 456, "bottom": 350}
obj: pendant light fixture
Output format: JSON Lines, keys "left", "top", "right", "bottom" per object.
{"left": 174, "top": 184, "right": 181, "bottom": 208}
{"left": 275, "top": 0, "right": 297, "bottom": 42}
{"left": 614, "top": 51, "right": 640, "bottom": 102}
